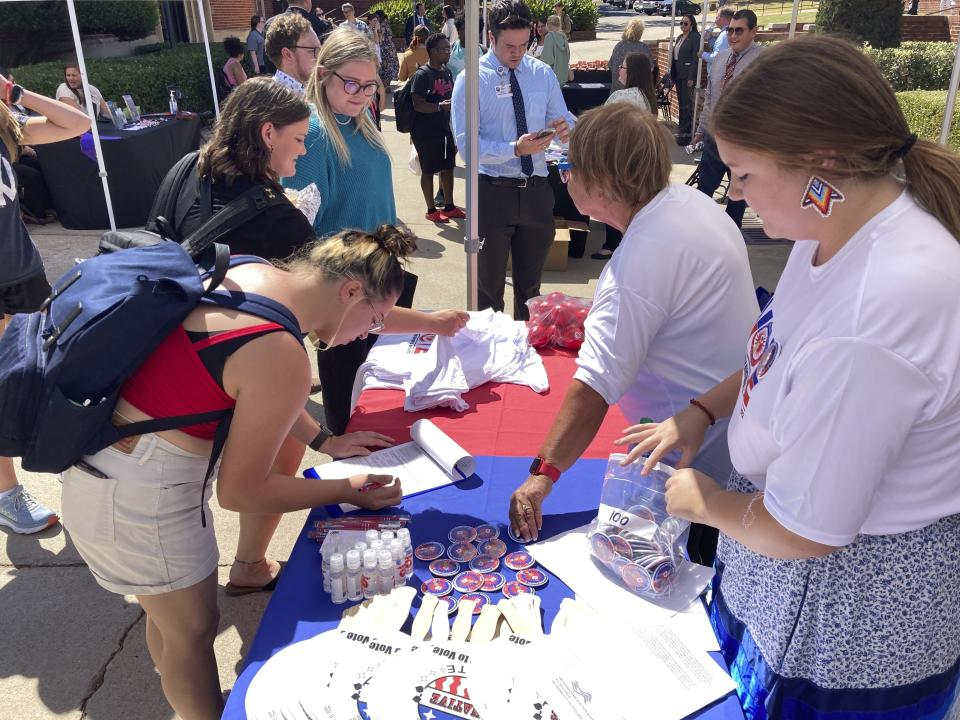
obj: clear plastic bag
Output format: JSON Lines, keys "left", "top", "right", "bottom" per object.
{"left": 588, "top": 455, "right": 689, "bottom": 598}
{"left": 525, "top": 291, "right": 591, "bottom": 350}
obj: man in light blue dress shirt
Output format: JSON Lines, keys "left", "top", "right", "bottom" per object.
{"left": 451, "top": 0, "right": 572, "bottom": 320}
{"left": 701, "top": 7, "right": 733, "bottom": 77}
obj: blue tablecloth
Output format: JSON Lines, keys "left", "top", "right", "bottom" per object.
{"left": 222, "top": 456, "right": 744, "bottom": 719}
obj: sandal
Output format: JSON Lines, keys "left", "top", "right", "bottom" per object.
{"left": 223, "top": 561, "right": 285, "bottom": 596}
{"left": 591, "top": 250, "right": 614, "bottom": 260}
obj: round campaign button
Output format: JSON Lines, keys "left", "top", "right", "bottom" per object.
{"left": 506, "top": 525, "right": 530, "bottom": 545}
{"left": 609, "top": 534, "right": 633, "bottom": 559}
{"left": 469, "top": 554, "right": 500, "bottom": 573}
{"left": 453, "top": 570, "right": 485, "bottom": 594}
{"left": 504, "top": 551, "right": 535, "bottom": 571}
{"left": 480, "top": 572, "right": 506, "bottom": 592}
{"left": 516, "top": 568, "right": 548, "bottom": 588}
{"left": 448, "top": 525, "right": 478, "bottom": 544}
{"left": 447, "top": 542, "right": 479, "bottom": 563}
{"left": 627, "top": 504, "right": 657, "bottom": 522}
{"left": 414, "top": 542, "right": 446, "bottom": 562}
{"left": 651, "top": 560, "right": 677, "bottom": 594}
{"left": 460, "top": 592, "right": 490, "bottom": 614}
{"left": 421, "top": 578, "right": 453, "bottom": 597}
{"left": 620, "top": 561, "right": 651, "bottom": 593}
{"left": 474, "top": 524, "right": 501, "bottom": 541}
{"left": 502, "top": 581, "right": 534, "bottom": 598}
{"left": 590, "top": 531, "right": 615, "bottom": 564}
{"left": 429, "top": 559, "right": 461, "bottom": 578}
{"left": 437, "top": 594, "right": 459, "bottom": 614}
{"left": 478, "top": 538, "right": 507, "bottom": 559}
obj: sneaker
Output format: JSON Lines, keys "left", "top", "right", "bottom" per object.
{"left": 0, "top": 485, "right": 59, "bottom": 534}
{"left": 425, "top": 210, "right": 450, "bottom": 223}
{"left": 440, "top": 207, "right": 465, "bottom": 220}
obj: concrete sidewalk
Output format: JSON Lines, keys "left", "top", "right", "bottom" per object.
{"left": 1, "top": 30, "right": 790, "bottom": 720}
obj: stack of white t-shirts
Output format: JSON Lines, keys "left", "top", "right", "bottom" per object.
{"left": 349, "top": 309, "right": 549, "bottom": 413}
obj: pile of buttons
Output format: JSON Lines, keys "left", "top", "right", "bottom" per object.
{"left": 588, "top": 521, "right": 678, "bottom": 596}
{"left": 414, "top": 524, "right": 549, "bottom": 615}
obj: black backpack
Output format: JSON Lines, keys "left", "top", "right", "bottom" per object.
{"left": 393, "top": 75, "right": 419, "bottom": 134}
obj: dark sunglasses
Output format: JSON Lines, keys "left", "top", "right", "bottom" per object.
{"left": 680, "top": 21, "right": 691, "bottom": 26}
{"left": 728, "top": 26, "right": 752, "bottom": 36}
{"left": 333, "top": 71, "right": 379, "bottom": 97}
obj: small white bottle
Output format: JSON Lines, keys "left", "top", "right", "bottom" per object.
{"left": 345, "top": 549, "right": 362, "bottom": 602}
{"left": 377, "top": 550, "right": 394, "bottom": 595}
{"left": 369, "top": 539, "right": 383, "bottom": 554}
{"left": 330, "top": 552, "right": 346, "bottom": 604}
{"left": 389, "top": 539, "right": 405, "bottom": 586}
{"left": 380, "top": 530, "right": 395, "bottom": 544}
{"left": 320, "top": 545, "right": 332, "bottom": 593}
{"left": 361, "top": 549, "right": 378, "bottom": 600}
{"left": 168, "top": 89, "right": 178, "bottom": 115}
{"left": 353, "top": 541, "right": 367, "bottom": 555}
{"left": 365, "top": 529, "right": 379, "bottom": 546}
{"left": 398, "top": 528, "right": 414, "bottom": 585}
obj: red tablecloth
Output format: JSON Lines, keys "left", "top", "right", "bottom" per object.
{"left": 346, "top": 348, "right": 630, "bottom": 460}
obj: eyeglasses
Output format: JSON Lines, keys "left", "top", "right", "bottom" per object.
{"left": 296, "top": 45, "right": 321, "bottom": 58}
{"left": 558, "top": 161, "right": 573, "bottom": 184}
{"left": 618, "top": 64, "right": 627, "bottom": 70}
{"left": 365, "top": 299, "right": 386, "bottom": 334}
{"left": 728, "top": 26, "right": 751, "bottom": 36}
{"left": 680, "top": 21, "right": 691, "bottom": 27}
{"left": 333, "top": 71, "right": 380, "bottom": 97}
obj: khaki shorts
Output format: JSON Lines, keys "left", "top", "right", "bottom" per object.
{"left": 61, "top": 433, "right": 218, "bottom": 596}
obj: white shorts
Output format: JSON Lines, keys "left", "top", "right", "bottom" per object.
{"left": 61, "top": 433, "right": 218, "bottom": 596}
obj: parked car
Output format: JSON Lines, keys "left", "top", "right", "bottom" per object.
{"left": 609, "top": 0, "right": 630, "bottom": 8}
{"left": 634, "top": 0, "right": 659, "bottom": 13}
{"left": 656, "top": 0, "right": 702, "bottom": 15}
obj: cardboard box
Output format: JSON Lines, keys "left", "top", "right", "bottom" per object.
{"left": 508, "top": 226, "right": 570, "bottom": 273}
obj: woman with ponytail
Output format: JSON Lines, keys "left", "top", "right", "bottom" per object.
{"left": 619, "top": 35, "right": 960, "bottom": 719}
{"left": 60, "top": 222, "right": 414, "bottom": 720}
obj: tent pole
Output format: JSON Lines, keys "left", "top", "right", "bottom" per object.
{"left": 196, "top": 0, "right": 220, "bottom": 119}
{"left": 690, "top": 0, "right": 709, "bottom": 140}
{"left": 65, "top": 0, "right": 116, "bottom": 231}
{"left": 465, "top": 0, "right": 480, "bottom": 311}
{"left": 788, "top": 0, "right": 801, "bottom": 38}
{"left": 939, "top": 34, "right": 960, "bottom": 146}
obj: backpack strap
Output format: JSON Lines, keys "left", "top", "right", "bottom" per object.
{"left": 180, "top": 184, "right": 292, "bottom": 259}
{"left": 147, "top": 151, "right": 200, "bottom": 239}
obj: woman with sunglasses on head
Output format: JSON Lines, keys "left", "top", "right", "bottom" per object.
{"left": 509, "top": 103, "right": 757, "bottom": 571}
{"left": 593, "top": 52, "right": 658, "bottom": 261}
{"left": 0, "top": 74, "right": 89, "bottom": 534}
{"left": 669, "top": 14, "right": 699, "bottom": 145}
{"left": 61, "top": 217, "right": 411, "bottom": 720}
{"left": 283, "top": 28, "right": 467, "bottom": 435}
{"left": 624, "top": 36, "right": 960, "bottom": 719}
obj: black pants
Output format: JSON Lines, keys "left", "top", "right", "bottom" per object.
{"left": 478, "top": 176, "right": 555, "bottom": 320}
{"left": 697, "top": 133, "right": 747, "bottom": 228}
{"left": 14, "top": 155, "right": 53, "bottom": 218}
{"left": 317, "top": 271, "right": 418, "bottom": 434}
{"left": 675, "top": 80, "right": 693, "bottom": 140}
{"left": 602, "top": 224, "right": 622, "bottom": 253}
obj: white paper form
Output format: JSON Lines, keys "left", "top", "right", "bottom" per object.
{"left": 310, "top": 419, "right": 476, "bottom": 511}
{"left": 526, "top": 523, "right": 720, "bottom": 653}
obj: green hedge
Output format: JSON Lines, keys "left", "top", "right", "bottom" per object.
{"left": 897, "top": 91, "right": 960, "bottom": 151}
{"left": 12, "top": 43, "right": 230, "bottom": 115}
{"left": 867, "top": 42, "right": 956, "bottom": 92}
{"left": 817, "top": 0, "right": 902, "bottom": 48}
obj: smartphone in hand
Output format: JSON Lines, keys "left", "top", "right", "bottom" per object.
{"left": 533, "top": 127, "right": 557, "bottom": 140}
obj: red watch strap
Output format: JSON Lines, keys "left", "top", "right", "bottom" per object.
{"left": 530, "top": 456, "right": 561, "bottom": 483}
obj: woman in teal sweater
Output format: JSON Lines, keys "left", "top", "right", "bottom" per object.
{"left": 283, "top": 28, "right": 467, "bottom": 434}
{"left": 540, "top": 15, "right": 570, "bottom": 86}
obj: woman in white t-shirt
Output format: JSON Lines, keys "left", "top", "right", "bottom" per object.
{"left": 56, "top": 65, "right": 111, "bottom": 121}
{"left": 509, "top": 103, "right": 758, "bottom": 569}
{"left": 625, "top": 36, "right": 960, "bottom": 719}
{"left": 441, "top": 5, "right": 458, "bottom": 44}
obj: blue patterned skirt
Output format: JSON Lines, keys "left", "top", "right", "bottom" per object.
{"left": 712, "top": 471, "right": 960, "bottom": 720}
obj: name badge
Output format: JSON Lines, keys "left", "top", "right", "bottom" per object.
{"left": 494, "top": 82, "right": 512, "bottom": 99}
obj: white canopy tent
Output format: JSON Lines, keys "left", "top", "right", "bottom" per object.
{"left": 63, "top": 0, "right": 221, "bottom": 231}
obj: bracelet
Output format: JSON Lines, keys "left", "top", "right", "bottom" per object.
{"left": 689, "top": 398, "right": 716, "bottom": 426}
{"left": 742, "top": 492, "right": 764, "bottom": 529}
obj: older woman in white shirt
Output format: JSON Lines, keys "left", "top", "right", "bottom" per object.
{"left": 509, "top": 103, "right": 758, "bottom": 567}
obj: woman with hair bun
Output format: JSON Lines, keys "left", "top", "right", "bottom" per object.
{"left": 628, "top": 35, "right": 960, "bottom": 719}
{"left": 60, "top": 219, "right": 415, "bottom": 719}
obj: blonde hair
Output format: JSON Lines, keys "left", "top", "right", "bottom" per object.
{"left": 568, "top": 103, "right": 671, "bottom": 208}
{"left": 305, "top": 27, "right": 385, "bottom": 165}
{"left": 546, "top": 15, "right": 562, "bottom": 31}
{"left": 712, "top": 35, "right": 960, "bottom": 242}
{"left": 0, "top": 102, "right": 22, "bottom": 161}
{"left": 280, "top": 223, "right": 417, "bottom": 301}
{"left": 623, "top": 17, "right": 645, "bottom": 42}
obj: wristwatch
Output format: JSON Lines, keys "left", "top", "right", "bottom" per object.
{"left": 4, "top": 83, "right": 23, "bottom": 106}
{"left": 529, "top": 456, "right": 561, "bottom": 483}
{"left": 308, "top": 425, "right": 334, "bottom": 452}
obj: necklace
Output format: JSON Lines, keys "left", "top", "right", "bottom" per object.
{"left": 334, "top": 113, "right": 351, "bottom": 126}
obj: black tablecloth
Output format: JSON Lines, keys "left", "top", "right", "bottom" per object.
{"left": 562, "top": 82, "right": 611, "bottom": 116}
{"left": 36, "top": 117, "right": 203, "bottom": 230}
{"left": 572, "top": 68, "right": 612, "bottom": 84}
{"left": 548, "top": 164, "right": 590, "bottom": 258}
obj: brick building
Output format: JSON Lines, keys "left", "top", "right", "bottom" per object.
{"left": 198, "top": 0, "right": 385, "bottom": 37}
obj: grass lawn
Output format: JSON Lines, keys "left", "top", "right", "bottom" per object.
{"left": 753, "top": 9, "right": 819, "bottom": 26}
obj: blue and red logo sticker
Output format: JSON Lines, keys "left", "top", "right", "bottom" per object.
{"left": 740, "top": 306, "right": 781, "bottom": 415}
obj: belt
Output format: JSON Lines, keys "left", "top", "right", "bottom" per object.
{"left": 480, "top": 174, "right": 547, "bottom": 189}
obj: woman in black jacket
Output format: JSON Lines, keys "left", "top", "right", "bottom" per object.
{"left": 669, "top": 14, "right": 700, "bottom": 144}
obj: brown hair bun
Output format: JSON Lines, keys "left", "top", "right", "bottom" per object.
{"left": 373, "top": 223, "right": 418, "bottom": 259}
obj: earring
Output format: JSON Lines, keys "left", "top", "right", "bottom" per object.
{"left": 801, "top": 175, "right": 845, "bottom": 218}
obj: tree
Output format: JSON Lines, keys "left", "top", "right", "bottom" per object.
{"left": 816, "top": 0, "right": 903, "bottom": 48}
